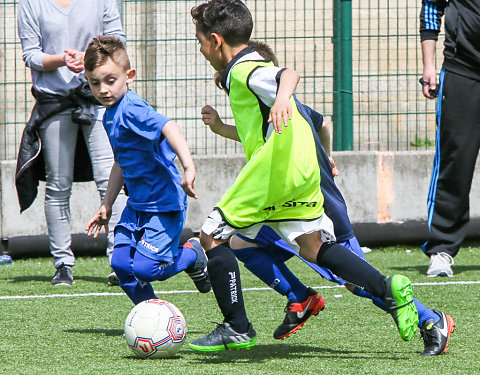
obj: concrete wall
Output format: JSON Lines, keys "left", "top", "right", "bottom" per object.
{"left": 2, "top": 151, "right": 480, "bottom": 242}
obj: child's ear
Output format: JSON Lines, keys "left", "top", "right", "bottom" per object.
{"left": 126, "top": 69, "right": 136, "bottom": 84}
{"left": 211, "top": 32, "right": 224, "bottom": 50}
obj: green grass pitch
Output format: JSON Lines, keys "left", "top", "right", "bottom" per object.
{"left": 1, "top": 245, "right": 480, "bottom": 375}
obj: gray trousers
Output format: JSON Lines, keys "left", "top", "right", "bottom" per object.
{"left": 38, "top": 107, "right": 126, "bottom": 269}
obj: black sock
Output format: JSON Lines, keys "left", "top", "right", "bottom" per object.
{"left": 316, "top": 242, "right": 387, "bottom": 297}
{"left": 206, "top": 243, "right": 250, "bottom": 333}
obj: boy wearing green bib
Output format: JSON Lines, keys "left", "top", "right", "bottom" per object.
{"left": 190, "top": 0, "right": 419, "bottom": 352}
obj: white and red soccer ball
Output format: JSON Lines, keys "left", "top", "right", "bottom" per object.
{"left": 124, "top": 299, "right": 187, "bottom": 358}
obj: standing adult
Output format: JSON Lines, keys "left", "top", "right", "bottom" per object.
{"left": 16, "top": 0, "right": 127, "bottom": 285}
{"left": 420, "top": 0, "right": 480, "bottom": 277}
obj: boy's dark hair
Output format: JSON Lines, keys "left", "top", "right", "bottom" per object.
{"left": 191, "top": 0, "right": 253, "bottom": 46}
{"left": 247, "top": 40, "right": 278, "bottom": 66}
{"left": 213, "top": 39, "right": 278, "bottom": 89}
{"left": 84, "top": 35, "right": 130, "bottom": 72}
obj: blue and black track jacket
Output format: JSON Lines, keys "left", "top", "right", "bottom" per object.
{"left": 420, "top": 0, "right": 480, "bottom": 80}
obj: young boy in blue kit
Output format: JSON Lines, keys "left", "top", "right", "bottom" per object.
{"left": 84, "top": 35, "right": 210, "bottom": 305}
{"left": 206, "top": 40, "right": 455, "bottom": 356}
{"left": 189, "top": 0, "right": 420, "bottom": 353}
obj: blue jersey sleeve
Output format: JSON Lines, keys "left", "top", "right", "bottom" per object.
{"left": 125, "top": 101, "right": 170, "bottom": 142}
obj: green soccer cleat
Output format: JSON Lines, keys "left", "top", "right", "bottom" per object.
{"left": 384, "top": 275, "right": 419, "bottom": 341}
{"left": 188, "top": 322, "right": 257, "bottom": 352}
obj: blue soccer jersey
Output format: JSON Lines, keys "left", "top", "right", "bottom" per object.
{"left": 300, "top": 104, "right": 354, "bottom": 242}
{"left": 103, "top": 90, "right": 187, "bottom": 213}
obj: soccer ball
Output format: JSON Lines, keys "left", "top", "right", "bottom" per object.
{"left": 124, "top": 299, "right": 187, "bottom": 358}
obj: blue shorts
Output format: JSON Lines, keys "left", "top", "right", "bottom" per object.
{"left": 237, "top": 225, "right": 364, "bottom": 285}
{"left": 115, "top": 205, "right": 186, "bottom": 262}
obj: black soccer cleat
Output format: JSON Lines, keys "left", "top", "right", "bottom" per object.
{"left": 420, "top": 311, "right": 455, "bottom": 355}
{"left": 188, "top": 322, "right": 257, "bottom": 352}
{"left": 274, "top": 287, "right": 325, "bottom": 340}
{"left": 51, "top": 263, "right": 74, "bottom": 286}
{"left": 184, "top": 237, "right": 211, "bottom": 293}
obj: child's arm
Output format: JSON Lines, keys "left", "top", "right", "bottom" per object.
{"left": 317, "top": 125, "right": 331, "bottom": 156}
{"left": 162, "top": 121, "right": 198, "bottom": 199}
{"left": 86, "top": 161, "right": 124, "bottom": 238}
{"left": 201, "top": 105, "right": 240, "bottom": 141}
{"left": 316, "top": 123, "right": 339, "bottom": 177}
{"left": 268, "top": 68, "right": 300, "bottom": 134}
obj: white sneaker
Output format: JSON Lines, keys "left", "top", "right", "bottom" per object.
{"left": 427, "top": 252, "right": 454, "bottom": 277}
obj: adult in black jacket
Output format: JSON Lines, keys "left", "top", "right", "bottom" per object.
{"left": 420, "top": 0, "right": 480, "bottom": 277}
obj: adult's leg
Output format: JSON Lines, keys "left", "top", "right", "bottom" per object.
{"left": 424, "top": 70, "right": 480, "bottom": 258}
{"left": 82, "top": 106, "right": 127, "bottom": 264}
{"left": 39, "top": 111, "right": 78, "bottom": 269}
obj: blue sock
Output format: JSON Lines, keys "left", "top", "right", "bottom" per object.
{"left": 153, "top": 246, "right": 197, "bottom": 281}
{"left": 232, "top": 247, "right": 309, "bottom": 302}
{"left": 111, "top": 244, "right": 156, "bottom": 305}
{"left": 352, "top": 287, "right": 440, "bottom": 327}
{"left": 265, "top": 246, "right": 309, "bottom": 302}
{"left": 414, "top": 299, "right": 440, "bottom": 327}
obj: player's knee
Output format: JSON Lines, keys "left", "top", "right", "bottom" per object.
{"left": 45, "top": 186, "right": 72, "bottom": 201}
{"left": 229, "top": 235, "right": 258, "bottom": 250}
{"left": 200, "top": 231, "right": 229, "bottom": 252}
{"left": 111, "top": 251, "right": 129, "bottom": 278}
{"left": 199, "top": 231, "right": 213, "bottom": 250}
{"left": 132, "top": 262, "right": 156, "bottom": 282}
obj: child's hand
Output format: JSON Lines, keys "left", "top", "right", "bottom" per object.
{"left": 64, "top": 49, "right": 85, "bottom": 73}
{"left": 182, "top": 167, "right": 198, "bottom": 199}
{"left": 86, "top": 205, "right": 111, "bottom": 238}
{"left": 329, "top": 156, "right": 339, "bottom": 177}
{"left": 201, "top": 105, "right": 224, "bottom": 134}
{"left": 268, "top": 95, "right": 291, "bottom": 134}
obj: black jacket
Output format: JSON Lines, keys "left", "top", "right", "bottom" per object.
{"left": 15, "top": 84, "right": 99, "bottom": 212}
{"left": 420, "top": 0, "right": 480, "bottom": 81}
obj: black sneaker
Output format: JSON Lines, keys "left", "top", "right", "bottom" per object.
{"left": 188, "top": 322, "right": 257, "bottom": 352}
{"left": 51, "top": 264, "right": 74, "bottom": 286}
{"left": 420, "top": 311, "right": 455, "bottom": 355}
{"left": 184, "top": 238, "right": 211, "bottom": 293}
{"left": 274, "top": 287, "right": 325, "bottom": 340}
{"left": 107, "top": 270, "right": 119, "bottom": 286}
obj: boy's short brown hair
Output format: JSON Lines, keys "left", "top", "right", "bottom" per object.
{"left": 191, "top": 0, "right": 253, "bottom": 46}
{"left": 84, "top": 35, "right": 130, "bottom": 72}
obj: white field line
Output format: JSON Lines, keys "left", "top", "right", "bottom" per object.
{"left": 1, "top": 280, "right": 479, "bottom": 301}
